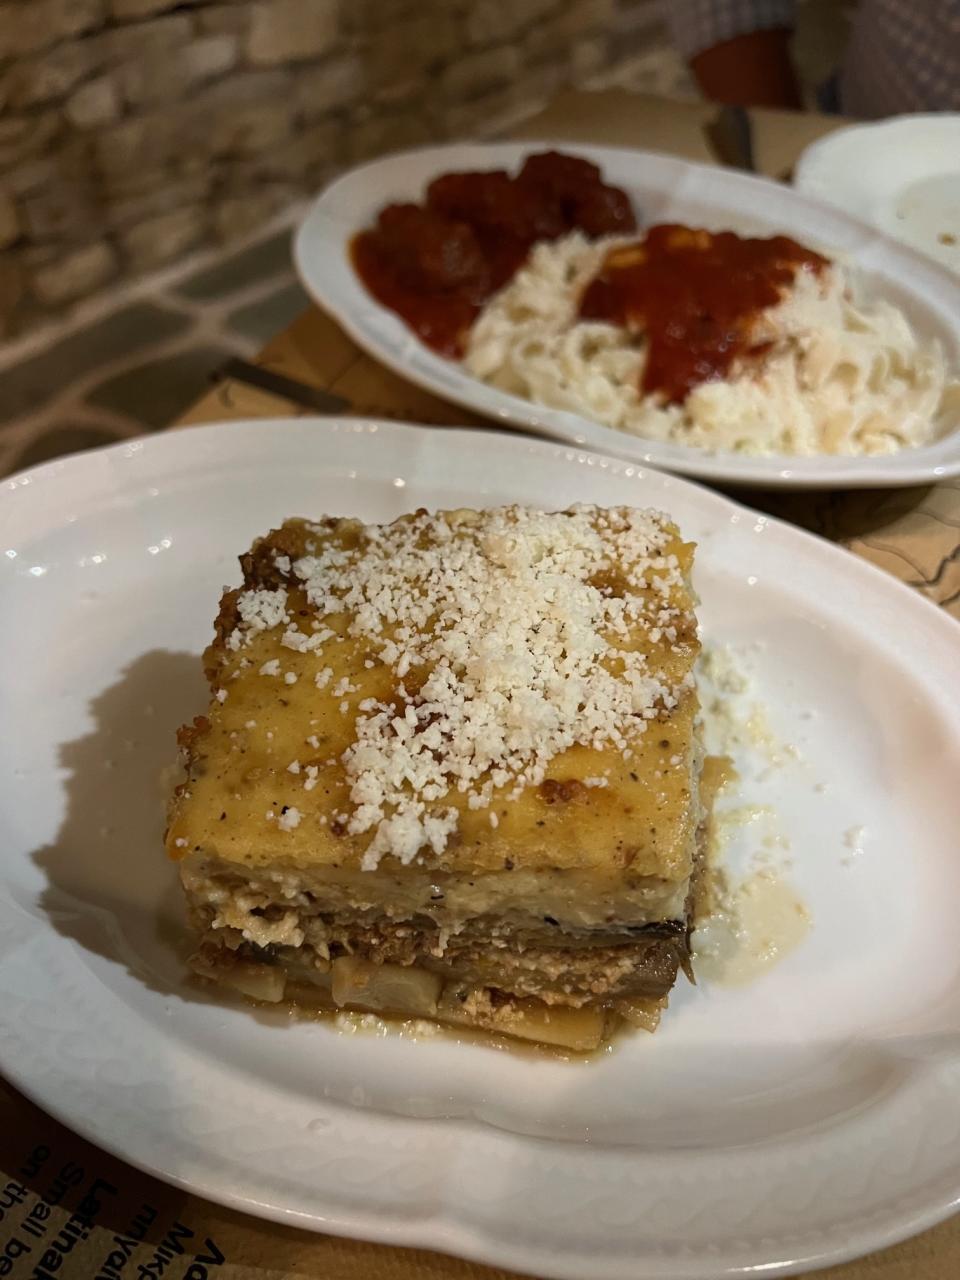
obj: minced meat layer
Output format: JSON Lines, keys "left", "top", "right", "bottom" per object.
{"left": 191, "top": 898, "right": 688, "bottom": 1006}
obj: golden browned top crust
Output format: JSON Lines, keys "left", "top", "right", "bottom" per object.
{"left": 166, "top": 505, "right": 699, "bottom": 883}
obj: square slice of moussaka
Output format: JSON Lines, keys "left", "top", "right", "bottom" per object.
{"left": 166, "top": 505, "right": 703, "bottom": 1052}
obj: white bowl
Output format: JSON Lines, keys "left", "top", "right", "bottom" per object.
{"left": 795, "top": 115, "right": 960, "bottom": 276}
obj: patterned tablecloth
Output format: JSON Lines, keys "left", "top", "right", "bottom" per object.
{"left": 3, "top": 92, "right": 957, "bottom": 1280}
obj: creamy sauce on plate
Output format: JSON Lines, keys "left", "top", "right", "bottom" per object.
{"left": 694, "top": 867, "right": 811, "bottom": 986}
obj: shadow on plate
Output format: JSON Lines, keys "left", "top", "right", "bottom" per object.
{"left": 31, "top": 649, "right": 229, "bottom": 1010}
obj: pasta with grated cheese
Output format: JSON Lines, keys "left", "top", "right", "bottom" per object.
{"left": 463, "top": 232, "right": 960, "bottom": 457}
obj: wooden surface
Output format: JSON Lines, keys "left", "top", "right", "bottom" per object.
{"left": 4, "top": 90, "right": 958, "bottom": 1280}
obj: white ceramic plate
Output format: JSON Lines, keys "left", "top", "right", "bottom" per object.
{"left": 294, "top": 141, "right": 960, "bottom": 490}
{"left": 795, "top": 115, "right": 960, "bottom": 276}
{"left": 3, "top": 419, "right": 960, "bottom": 1280}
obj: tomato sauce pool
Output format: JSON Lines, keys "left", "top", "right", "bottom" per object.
{"left": 579, "top": 225, "right": 828, "bottom": 404}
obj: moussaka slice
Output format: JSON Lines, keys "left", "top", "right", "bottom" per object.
{"left": 166, "top": 505, "right": 704, "bottom": 1051}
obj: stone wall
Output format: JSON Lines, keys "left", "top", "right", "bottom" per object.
{"left": 0, "top": 0, "right": 670, "bottom": 340}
